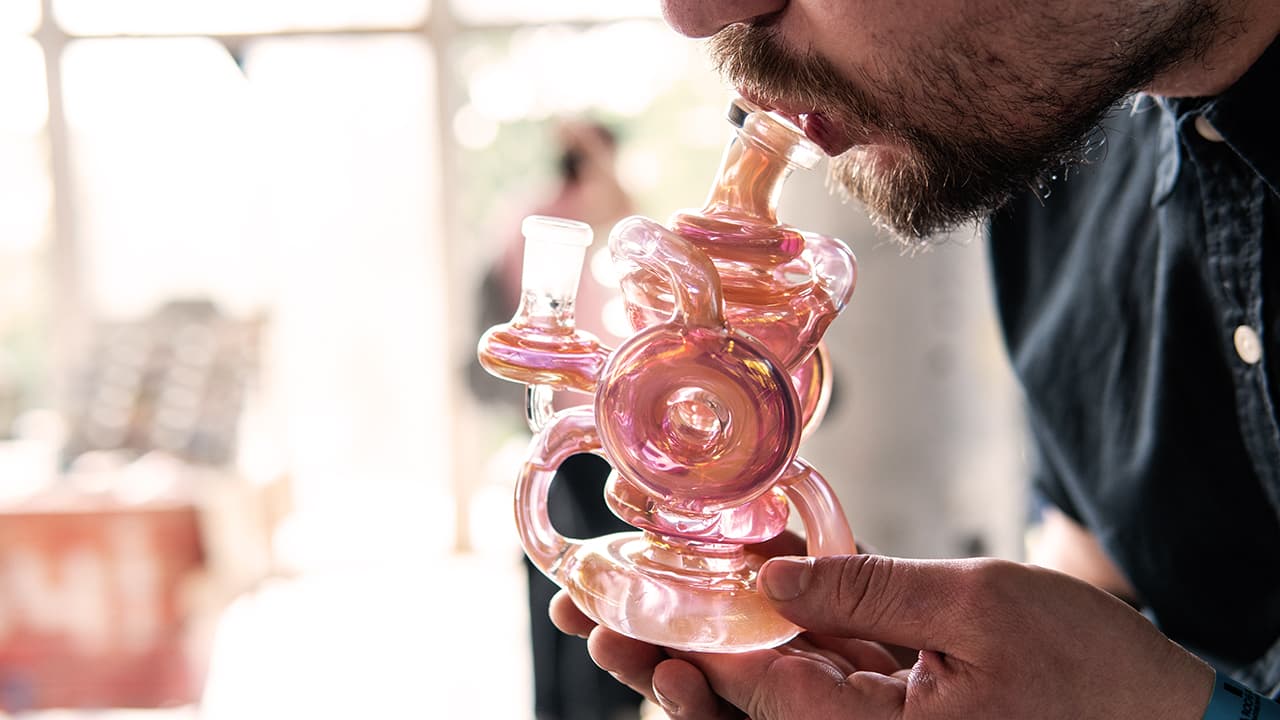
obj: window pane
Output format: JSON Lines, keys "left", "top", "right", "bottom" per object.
{"left": 234, "top": 34, "right": 447, "bottom": 531}
{"left": 451, "top": 0, "right": 658, "bottom": 25}
{"left": 53, "top": 0, "right": 428, "bottom": 35}
{"left": 0, "top": 38, "right": 51, "bottom": 429}
{"left": 63, "top": 34, "right": 447, "bottom": 535}
{"left": 0, "top": 0, "right": 39, "bottom": 34}
{"left": 62, "top": 37, "right": 264, "bottom": 317}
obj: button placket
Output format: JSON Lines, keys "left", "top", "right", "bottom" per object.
{"left": 1186, "top": 120, "right": 1280, "bottom": 515}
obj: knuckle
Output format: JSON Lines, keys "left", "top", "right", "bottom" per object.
{"left": 958, "top": 558, "right": 1019, "bottom": 607}
{"left": 830, "top": 554, "right": 901, "bottom": 629}
{"left": 950, "top": 558, "right": 1028, "bottom": 644}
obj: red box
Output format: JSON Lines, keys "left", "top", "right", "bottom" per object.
{"left": 0, "top": 503, "right": 204, "bottom": 710}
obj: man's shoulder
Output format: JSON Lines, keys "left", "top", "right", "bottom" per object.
{"left": 986, "top": 99, "right": 1171, "bottom": 344}
{"left": 993, "top": 98, "right": 1168, "bottom": 244}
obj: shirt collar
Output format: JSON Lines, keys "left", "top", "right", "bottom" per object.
{"left": 1159, "top": 35, "right": 1279, "bottom": 198}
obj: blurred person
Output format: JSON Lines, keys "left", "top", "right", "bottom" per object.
{"left": 547, "top": 2, "right": 1280, "bottom": 718}
{"left": 472, "top": 118, "right": 642, "bottom": 720}
{"left": 470, "top": 120, "right": 634, "bottom": 406}
{"left": 486, "top": 119, "right": 634, "bottom": 349}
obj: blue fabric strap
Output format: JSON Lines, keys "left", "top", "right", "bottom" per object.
{"left": 1203, "top": 672, "right": 1280, "bottom": 720}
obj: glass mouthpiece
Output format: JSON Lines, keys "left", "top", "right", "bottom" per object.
{"left": 727, "top": 95, "right": 822, "bottom": 170}
{"left": 522, "top": 215, "right": 593, "bottom": 248}
{"left": 520, "top": 215, "right": 593, "bottom": 317}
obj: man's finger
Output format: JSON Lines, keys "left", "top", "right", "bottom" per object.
{"left": 760, "top": 554, "right": 995, "bottom": 654}
{"left": 586, "top": 626, "right": 667, "bottom": 703}
{"left": 651, "top": 658, "right": 745, "bottom": 720}
{"left": 673, "top": 648, "right": 906, "bottom": 720}
{"left": 548, "top": 590, "right": 595, "bottom": 638}
{"left": 798, "top": 634, "right": 904, "bottom": 676}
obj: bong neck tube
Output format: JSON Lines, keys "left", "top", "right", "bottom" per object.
{"left": 703, "top": 111, "right": 821, "bottom": 224}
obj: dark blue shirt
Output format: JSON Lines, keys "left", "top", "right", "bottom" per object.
{"left": 988, "top": 39, "right": 1280, "bottom": 695}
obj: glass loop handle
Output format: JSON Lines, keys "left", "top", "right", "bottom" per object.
{"left": 779, "top": 459, "right": 857, "bottom": 556}
{"left": 514, "top": 407, "right": 600, "bottom": 577}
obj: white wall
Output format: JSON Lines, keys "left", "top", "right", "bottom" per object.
{"left": 781, "top": 164, "right": 1030, "bottom": 560}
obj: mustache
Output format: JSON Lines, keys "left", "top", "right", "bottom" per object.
{"left": 706, "top": 23, "right": 889, "bottom": 132}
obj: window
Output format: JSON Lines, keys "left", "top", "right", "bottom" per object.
{"left": 0, "top": 4, "right": 782, "bottom": 717}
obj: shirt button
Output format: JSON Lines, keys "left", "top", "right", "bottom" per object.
{"left": 1194, "top": 114, "right": 1225, "bottom": 142}
{"left": 1234, "top": 325, "right": 1262, "bottom": 364}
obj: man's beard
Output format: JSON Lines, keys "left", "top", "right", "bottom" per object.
{"left": 707, "top": 7, "right": 1221, "bottom": 243}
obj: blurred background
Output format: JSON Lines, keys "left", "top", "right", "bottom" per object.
{"left": 0, "top": 1, "right": 1030, "bottom": 718}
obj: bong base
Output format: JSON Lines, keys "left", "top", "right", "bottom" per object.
{"left": 555, "top": 531, "right": 800, "bottom": 653}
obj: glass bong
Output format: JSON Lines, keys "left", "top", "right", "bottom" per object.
{"left": 477, "top": 99, "right": 858, "bottom": 653}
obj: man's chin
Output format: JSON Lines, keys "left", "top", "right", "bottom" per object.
{"left": 827, "top": 146, "right": 943, "bottom": 242}
{"left": 828, "top": 145, "right": 1027, "bottom": 242}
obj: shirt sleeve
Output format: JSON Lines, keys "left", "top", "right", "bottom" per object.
{"left": 1024, "top": 414, "right": 1085, "bottom": 526}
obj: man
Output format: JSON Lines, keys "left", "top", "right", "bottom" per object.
{"left": 550, "top": 1, "right": 1280, "bottom": 717}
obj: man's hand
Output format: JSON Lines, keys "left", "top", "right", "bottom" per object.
{"left": 554, "top": 554, "right": 1216, "bottom": 719}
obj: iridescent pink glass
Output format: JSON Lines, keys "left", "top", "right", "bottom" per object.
{"left": 477, "top": 100, "right": 858, "bottom": 652}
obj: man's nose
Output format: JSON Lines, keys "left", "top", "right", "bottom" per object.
{"left": 660, "top": 0, "right": 788, "bottom": 38}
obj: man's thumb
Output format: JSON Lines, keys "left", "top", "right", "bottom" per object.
{"left": 759, "top": 554, "right": 975, "bottom": 652}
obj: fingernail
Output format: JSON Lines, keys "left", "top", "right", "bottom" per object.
{"left": 653, "top": 682, "right": 680, "bottom": 715}
{"left": 761, "top": 557, "right": 813, "bottom": 601}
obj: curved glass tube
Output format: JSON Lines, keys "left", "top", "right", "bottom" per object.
{"left": 513, "top": 407, "right": 598, "bottom": 574}
{"left": 779, "top": 460, "right": 857, "bottom": 557}
{"left": 794, "top": 341, "right": 834, "bottom": 440}
{"left": 525, "top": 384, "right": 555, "bottom": 433}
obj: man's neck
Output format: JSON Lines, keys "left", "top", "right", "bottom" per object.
{"left": 1146, "top": 1, "right": 1279, "bottom": 97}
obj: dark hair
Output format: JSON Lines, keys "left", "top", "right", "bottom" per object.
{"left": 557, "top": 122, "right": 618, "bottom": 183}
{"left": 558, "top": 148, "right": 586, "bottom": 183}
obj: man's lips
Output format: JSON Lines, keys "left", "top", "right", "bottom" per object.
{"left": 774, "top": 109, "right": 861, "bottom": 157}
{"left": 735, "top": 88, "right": 860, "bottom": 156}
{"left": 798, "top": 113, "right": 858, "bottom": 156}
